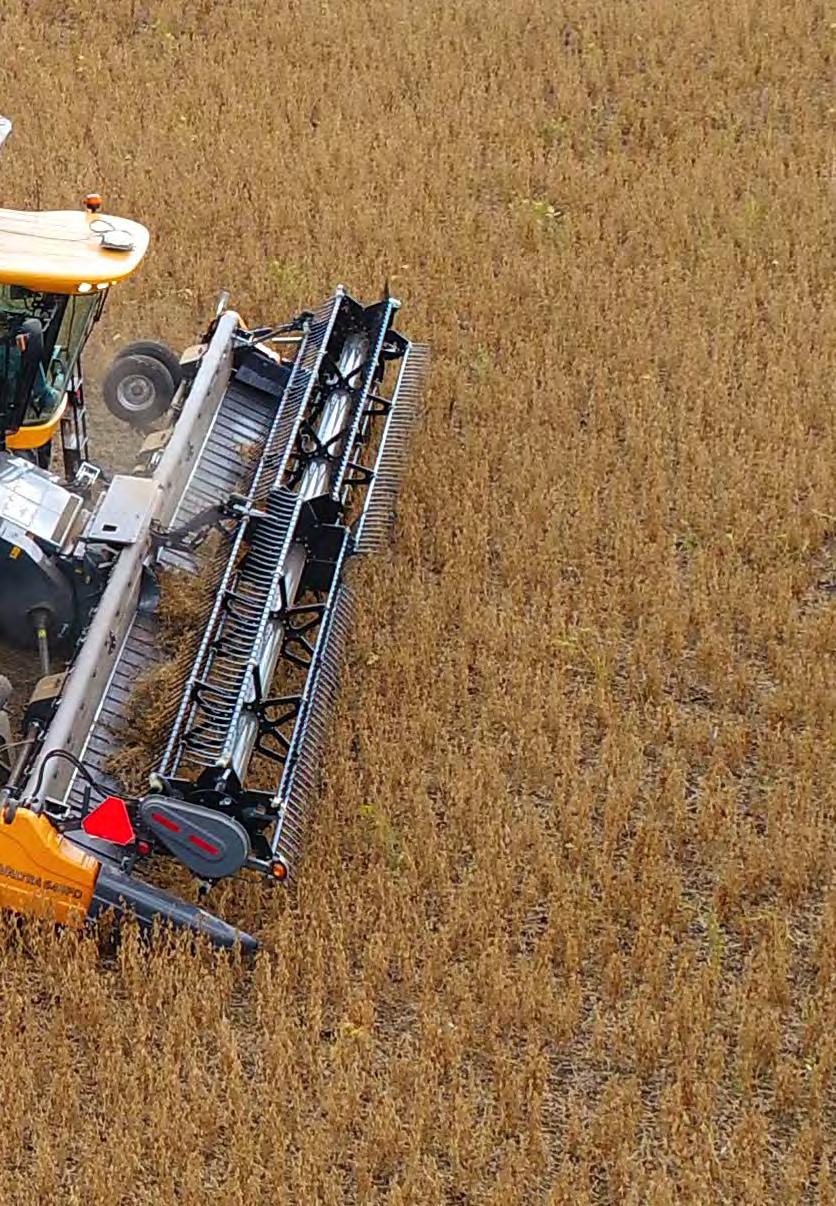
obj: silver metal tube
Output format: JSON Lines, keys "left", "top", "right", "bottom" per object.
{"left": 32, "top": 609, "right": 51, "bottom": 678}
{"left": 227, "top": 333, "right": 368, "bottom": 777}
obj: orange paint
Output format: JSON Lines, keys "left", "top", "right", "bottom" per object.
{"left": 0, "top": 808, "right": 98, "bottom": 926}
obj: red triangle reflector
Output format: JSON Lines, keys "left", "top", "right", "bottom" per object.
{"left": 81, "top": 796, "right": 135, "bottom": 845}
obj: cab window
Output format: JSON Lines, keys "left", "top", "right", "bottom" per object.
{"left": 0, "top": 286, "right": 101, "bottom": 426}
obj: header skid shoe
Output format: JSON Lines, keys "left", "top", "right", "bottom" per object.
{"left": 6, "top": 288, "right": 428, "bottom": 951}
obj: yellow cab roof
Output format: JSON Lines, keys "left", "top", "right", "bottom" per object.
{"left": 0, "top": 208, "right": 149, "bottom": 294}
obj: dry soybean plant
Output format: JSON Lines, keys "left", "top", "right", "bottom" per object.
{"left": 0, "top": 0, "right": 833, "bottom": 1202}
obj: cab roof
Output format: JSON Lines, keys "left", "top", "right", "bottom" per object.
{"left": 0, "top": 208, "right": 149, "bottom": 294}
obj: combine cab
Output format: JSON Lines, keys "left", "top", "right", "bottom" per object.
{"left": 0, "top": 118, "right": 428, "bottom": 950}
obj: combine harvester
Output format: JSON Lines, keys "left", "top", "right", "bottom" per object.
{"left": 0, "top": 117, "right": 428, "bottom": 950}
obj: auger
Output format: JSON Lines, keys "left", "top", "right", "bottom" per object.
{"left": 0, "top": 116, "right": 428, "bottom": 950}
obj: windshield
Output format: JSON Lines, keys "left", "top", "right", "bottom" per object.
{"left": 0, "top": 286, "right": 100, "bottom": 428}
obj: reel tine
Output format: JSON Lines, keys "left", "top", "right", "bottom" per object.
{"left": 354, "top": 342, "right": 430, "bottom": 555}
{"left": 271, "top": 562, "right": 355, "bottom": 878}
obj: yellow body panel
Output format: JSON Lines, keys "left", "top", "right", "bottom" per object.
{"left": 0, "top": 208, "right": 149, "bottom": 294}
{"left": 0, "top": 808, "right": 98, "bottom": 925}
{"left": 5, "top": 397, "right": 67, "bottom": 450}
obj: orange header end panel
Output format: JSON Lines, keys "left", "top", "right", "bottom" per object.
{"left": 0, "top": 808, "right": 98, "bottom": 925}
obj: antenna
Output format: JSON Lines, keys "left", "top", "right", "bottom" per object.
{"left": 0, "top": 117, "right": 11, "bottom": 152}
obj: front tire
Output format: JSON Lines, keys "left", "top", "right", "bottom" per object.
{"left": 114, "top": 340, "right": 183, "bottom": 388}
{"left": 102, "top": 353, "right": 176, "bottom": 429}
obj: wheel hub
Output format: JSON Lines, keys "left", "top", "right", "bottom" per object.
{"left": 117, "top": 373, "right": 155, "bottom": 412}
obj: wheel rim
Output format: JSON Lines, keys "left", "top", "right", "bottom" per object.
{"left": 116, "top": 373, "right": 156, "bottom": 413}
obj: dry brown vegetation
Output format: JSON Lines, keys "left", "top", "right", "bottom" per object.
{"left": 107, "top": 540, "right": 226, "bottom": 791}
{"left": 0, "top": 0, "right": 834, "bottom": 1201}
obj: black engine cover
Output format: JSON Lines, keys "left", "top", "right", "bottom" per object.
{"left": 0, "top": 530, "right": 76, "bottom": 647}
